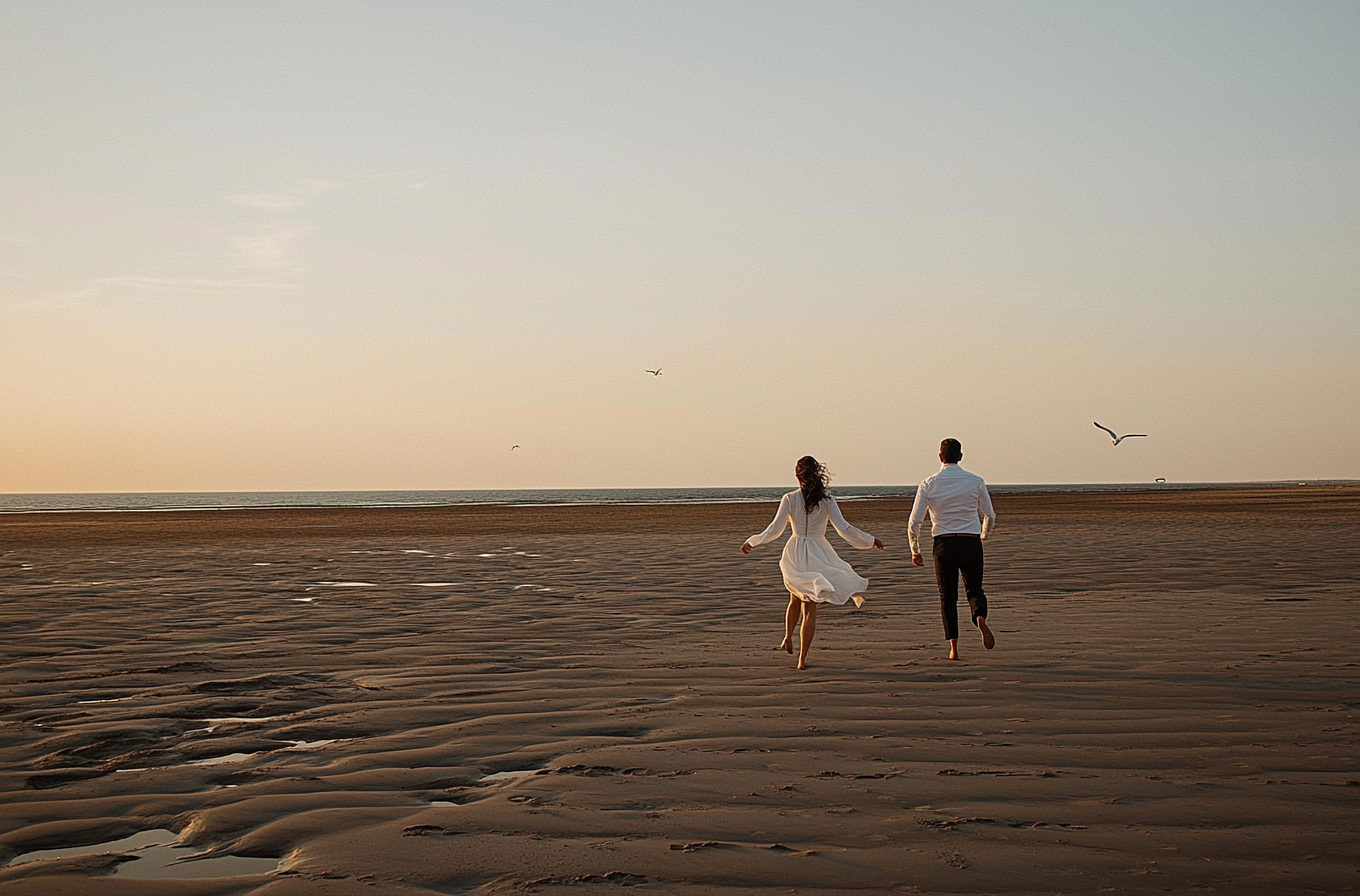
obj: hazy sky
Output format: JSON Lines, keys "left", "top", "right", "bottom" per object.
{"left": 3, "top": 2, "right": 1357, "bottom": 492}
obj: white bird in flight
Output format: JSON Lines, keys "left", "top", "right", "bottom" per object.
{"left": 645, "top": 368, "right": 662, "bottom": 376}
{"left": 1094, "top": 421, "right": 1148, "bottom": 446}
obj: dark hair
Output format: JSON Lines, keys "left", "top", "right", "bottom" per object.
{"left": 940, "top": 439, "right": 963, "bottom": 463}
{"left": 796, "top": 455, "right": 830, "bottom": 511}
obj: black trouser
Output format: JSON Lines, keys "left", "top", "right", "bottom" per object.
{"left": 933, "top": 534, "right": 986, "bottom": 641}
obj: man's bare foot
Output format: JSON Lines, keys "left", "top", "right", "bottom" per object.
{"left": 978, "top": 617, "right": 995, "bottom": 650}
{"left": 948, "top": 638, "right": 959, "bottom": 660}
{"left": 777, "top": 638, "right": 794, "bottom": 654}
{"left": 796, "top": 660, "right": 808, "bottom": 670}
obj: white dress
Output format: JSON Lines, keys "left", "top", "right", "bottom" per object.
{"left": 746, "top": 490, "right": 877, "bottom": 606}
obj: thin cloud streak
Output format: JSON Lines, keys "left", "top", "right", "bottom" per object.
{"left": 15, "top": 275, "right": 299, "bottom": 311}
{"left": 232, "top": 227, "right": 312, "bottom": 269}
{"left": 229, "top": 179, "right": 339, "bottom": 210}
{"left": 231, "top": 193, "right": 306, "bottom": 210}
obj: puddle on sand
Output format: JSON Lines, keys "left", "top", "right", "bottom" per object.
{"left": 315, "top": 581, "right": 375, "bottom": 587}
{"left": 411, "top": 582, "right": 466, "bottom": 587}
{"left": 183, "top": 735, "right": 336, "bottom": 768}
{"left": 115, "top": 848, "right": 278, "bottom": 880}
{"left": 428, "top": 800, "right": 457, "bottom": 807}
{"left": 188, "top": 752, "right": 257, "bottom": 767}
{"left": 283, "top": 739, "right": 337, "bottom": 750}
{"left": 481, "top": 769, "right": 538, "bottom": 783}
{"left": 8, "top": 829, "right": 176, "bottom": 866}
{"left": 8, "top": 828, "right": 279, "bottom": 880}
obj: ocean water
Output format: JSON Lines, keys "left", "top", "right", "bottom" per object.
{"left": 0, "top": 481, "right": 1339, "bottom": 514}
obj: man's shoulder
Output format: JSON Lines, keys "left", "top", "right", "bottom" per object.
{"left": 961, "top": 467, "right": 987, "bottom": 485}
{"left": 920, "top": 465, "right": 988, "bottom": 489}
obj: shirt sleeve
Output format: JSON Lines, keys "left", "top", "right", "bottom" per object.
{"left": 978, "top": 483, "right": 996, "bottom": 540}
{"left": 827, "top": 497, "right": 876, "bottom": 549}
{"left": 746, "top": 493, "right": 792, "bottom": 548}
{"left": 907, "top": 481, "right": 929, "bottom": 555}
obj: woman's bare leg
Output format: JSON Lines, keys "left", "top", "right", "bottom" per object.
{"left": 775, "top": 593, "right": 798, "bottom": 654}
{"left": 797, "top": 599, "right": 819, "bottom": 670}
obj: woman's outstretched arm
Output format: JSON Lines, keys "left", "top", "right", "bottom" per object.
{"left": 742, "top": 493, "right": 793, "bottom": 553}
{"left": 827, "top": 497, "right": 884, "bottom": 550}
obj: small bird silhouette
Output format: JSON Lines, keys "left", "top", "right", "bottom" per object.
{"left": 645, "top": 368, "right": 662, "bottom": 376}
{"left": 1094, "top": 421, "right": 1148, "bottom": 446}
{"left": 510, "top": 445, "right": 520, "bottom": 451}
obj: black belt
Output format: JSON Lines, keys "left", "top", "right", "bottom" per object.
{"left": 934, "top": 533, "right": 980, "bottom": 539}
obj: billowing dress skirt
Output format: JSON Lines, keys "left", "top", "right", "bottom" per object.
{"left": 745, "top": 490, "right": 877, "bottom": 606}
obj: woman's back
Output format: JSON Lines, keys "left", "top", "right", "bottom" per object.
{"left": 787, "top": 489, "right": 831, "bottom": 538}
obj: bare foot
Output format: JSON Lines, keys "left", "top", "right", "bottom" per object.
{"left": 796, "top": 660, "right": 808, "bottom": 670}
{"left": 948, "top": 638, "right": 959, "bottom": 661}
{"left": 949, "top": 650, "right": 960, "bottom": 661}
{"left": 776, "top": 639, "right": 794, "bottom": 654}
{"left": 978, "top": 617, "right": 995, "bottom": 650}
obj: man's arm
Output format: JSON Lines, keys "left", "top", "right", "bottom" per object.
{"left": 979, "top": 484, "right": 996, "bottom": 540}
{"left": 908, "top": 482, "right": 928, "bottom": 563}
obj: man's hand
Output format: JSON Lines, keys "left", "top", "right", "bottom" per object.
{"left": 872, "top": 537, "right": 884, "bottom": 550}
{"left": 912, "top": 552, "right": 924, "bottom": 567}
{"left": 741, "top": 543, "right": 752, "bottom": 555}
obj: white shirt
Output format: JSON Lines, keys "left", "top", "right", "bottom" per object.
{"left": 907, "top": 463, "right": 996, "bottom": 556}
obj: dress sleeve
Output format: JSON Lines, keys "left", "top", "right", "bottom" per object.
{"left": 827, "top": 497, "right": 876, "bottom": 549}
{"left": 745, "top": 493, "right": 792, "bottom": 547}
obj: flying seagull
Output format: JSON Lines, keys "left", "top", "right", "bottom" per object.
{"left": 510, "top": 445, "right": 520, "bottom": 451}
{"left": 1093, "top": 421, "right": 1148, "bottom": 446}
{"left": 645, "top": 368, "right": 662, "bottom": 376}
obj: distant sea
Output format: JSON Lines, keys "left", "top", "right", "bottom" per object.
{"left": 0, "top": 482, "right": 1346, "bottom": 514}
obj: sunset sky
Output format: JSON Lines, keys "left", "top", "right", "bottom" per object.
{"left": 2, "top": 2, "right": 1357, "bottom": 492}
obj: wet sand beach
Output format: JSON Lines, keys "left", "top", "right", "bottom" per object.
{"left": 2, "top": 486, "right": 1358, "bottom": 894}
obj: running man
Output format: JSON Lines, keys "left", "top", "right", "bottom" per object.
{"left": 909, "top": 438, "right": 997, "bottom": 660}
